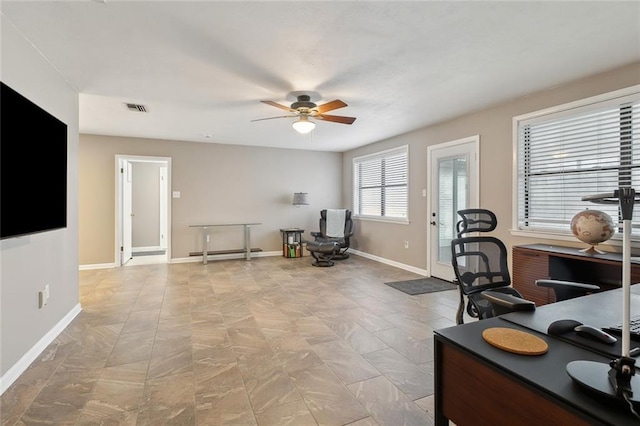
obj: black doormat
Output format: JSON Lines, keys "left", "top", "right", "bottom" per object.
{"left": 384, "top": 277, "right": 456, "bottom": 295}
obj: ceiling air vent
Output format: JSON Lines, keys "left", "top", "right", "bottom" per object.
{"left": 125, "top": 103, "right": 148, "bottom": 113}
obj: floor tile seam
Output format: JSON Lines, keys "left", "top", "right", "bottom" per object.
{"left": 13, "top": 338, "right": 84, "bottom": 424}
{"left": 212, "top": 338, "right": 260, "bottom": 425}
{"left": 371, "top": 333, "right": 433, "bottom": 366}
{"left": 284, "top": 362, "right": 369, "bottom": 426}
{"left": 343, "top": 374, "right": 425, "bottom": 417}
{"left": 360, "top": 350, "right": 436, "bottom": 399}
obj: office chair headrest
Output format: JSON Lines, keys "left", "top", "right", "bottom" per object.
{"left": 456, "top": 209, "right": 497, "bottom": 236}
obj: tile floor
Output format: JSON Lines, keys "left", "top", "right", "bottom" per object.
{"left": 2, "top": 254, "right": 472, "bottom": 425}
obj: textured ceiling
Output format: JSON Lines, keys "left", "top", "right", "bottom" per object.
{"left": 2, "top": 1, "right": 639, "bottom": 152}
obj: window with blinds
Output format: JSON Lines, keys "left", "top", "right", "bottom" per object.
{"left": 515, "top": 87, "right": 639, "bottom": 240}
{"left": 353, "top": 146, "right": 408, "bottom": 221}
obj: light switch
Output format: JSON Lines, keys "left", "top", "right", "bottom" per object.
{"left": 422, "top": 189, "right": 427, "bottom": 197}
{"left": 172, "top": 191, "right": 181, "bottom": 198}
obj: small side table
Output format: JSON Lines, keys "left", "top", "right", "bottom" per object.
{"left": 280, "top": 228, "right": 304, "bottom": 258}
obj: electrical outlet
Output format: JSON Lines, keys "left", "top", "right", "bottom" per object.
{"left": 404, "top": 240, "right": 409, "bottom": 249}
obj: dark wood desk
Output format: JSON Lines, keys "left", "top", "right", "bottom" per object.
{"left": 434, "top": 286, "right": 640, "bottom": 425}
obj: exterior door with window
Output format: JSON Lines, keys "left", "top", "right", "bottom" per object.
{"left": 428, "top": 137, "right": 479, "bottom": 281}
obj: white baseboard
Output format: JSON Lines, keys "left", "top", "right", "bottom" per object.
{"left": 0, "top": 303, "right": 82, "bottom": 395}
{"left": 78, "top": 251, "right": 424, "bottom": 274}
{"left": 132, "top": 246, "right": 163, "bottom": 253}
{"left": 349, "top": 249, "right": 428, "bottom": 276}
{"left": 79, "top": 263, "right": 117, "bottom": 270}
{"left": 79, "top": 251, "right": 283, "bottom": 269}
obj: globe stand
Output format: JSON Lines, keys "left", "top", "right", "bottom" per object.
{"left": 579, "top": 245, "right": 607, "bottom": 255}
{"left": 568, "top": 188, "right": 639, "bottom": 404}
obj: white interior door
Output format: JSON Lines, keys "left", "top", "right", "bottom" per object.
{"left": 428, "top": 136, "right": 479, "bottom": 280}
{"left": 122, "top": 160, "right": 133, "bottom": 265}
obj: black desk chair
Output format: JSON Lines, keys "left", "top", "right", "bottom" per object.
{"left": 451, "top": 209, "right": 600, "bottom": 324}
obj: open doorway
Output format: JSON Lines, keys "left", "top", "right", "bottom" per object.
{"left": 116, "top": 155, "right": 171, "bottom": 266}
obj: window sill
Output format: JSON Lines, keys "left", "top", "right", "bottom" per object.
{"left": 509, "top": 229, "right": 640, "bottom": 250}
{"left": 354, "top": 216, "right": 410, "bottom": 225}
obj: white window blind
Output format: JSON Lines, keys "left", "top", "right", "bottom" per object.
{"left": 515, "top": 88, "right": 640, "bottom": 240}
{"left": 353, "top": 146, "right": 408, "bottom": 220}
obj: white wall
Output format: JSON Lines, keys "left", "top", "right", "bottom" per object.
{"left": 0, "top": 16, "right": 80, "bottom": 387}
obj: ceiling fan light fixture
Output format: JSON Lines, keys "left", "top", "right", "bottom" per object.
{"left": 292, "top": 116, "right": 315, "bottom": 134}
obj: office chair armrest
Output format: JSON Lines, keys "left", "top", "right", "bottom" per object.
{"left": 310, "top": 231, "right": 323, "bottom": 238}
{"left": 481, "top": 290, "right": 536, "bottom": 312}
{"left": 535, "top": 279, "right": 600, "bottom": 292}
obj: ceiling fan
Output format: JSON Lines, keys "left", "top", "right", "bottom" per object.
{"left": 251, "top": 94, "right": 356, "bottom": 134}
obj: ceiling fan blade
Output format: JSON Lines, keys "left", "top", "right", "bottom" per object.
{"left": 250, "top": 115, "right": 295, "bottom": 122}
{"left": 317, "top": 114, "right": 356, "bottom": 125}
{"left": 316, "top": 99, "right": 348, "bottom": 114}
{"left": 261, "top": 100, "right": 292, "bottom": 112}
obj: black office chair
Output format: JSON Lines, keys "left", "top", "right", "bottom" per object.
{"left": 309, "top": 209, "right": 354, "bottom": 260}
{"left": 451, "top": 209, "right": 600, "bottom": 324}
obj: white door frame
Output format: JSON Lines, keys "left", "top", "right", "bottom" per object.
{"left": 115, "top": 155, "right": 172, "bottom": 266}
{"left": 121, "top": 159, "right": 133, "bottom": 265}
{"left": 426, "top": 135, "right": 479, "bottom": 280}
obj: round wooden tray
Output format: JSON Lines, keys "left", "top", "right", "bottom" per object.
{"left": 482, "top": 327, "right": 548, "bottom": 355}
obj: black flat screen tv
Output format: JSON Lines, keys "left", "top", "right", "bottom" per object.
{"left": 1, "top": 82, "right": 68, "bottom": 239}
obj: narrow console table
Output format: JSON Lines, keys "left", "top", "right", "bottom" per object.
{"left": 513, "top": 244, "right": 640, "bottom": 306}
{"left": 189, "top": 223, "right": 261, "bottom": 265}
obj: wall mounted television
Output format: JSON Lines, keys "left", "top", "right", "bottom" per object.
{"left": 1, "top": 82, "right": 68, "bottom": 239}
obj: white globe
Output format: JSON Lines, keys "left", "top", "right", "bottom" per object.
{"left": 570, "top": 209, "right": 615, "bottom": 252}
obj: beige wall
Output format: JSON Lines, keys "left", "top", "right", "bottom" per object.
{"left": 343, "top": 62, "right": 640, "bottom": 271}
{"left": 79, "top": 135, "right": 343, "bottom": 265}
{"left": 79, "top": 62, "right": 640, "bottom": 270}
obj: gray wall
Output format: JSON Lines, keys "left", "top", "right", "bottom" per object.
{"left": 343, "top": 62, "right": 640, "bottom": 271}
{"left": 79, "top": 135, "right": 342, "bottom": 265}
{"left": 0, "top": 16, "right": 80, "bottom": 378}
{"left": 132, "top": 162, "right": 162, "bottom": 248}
